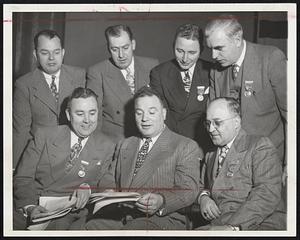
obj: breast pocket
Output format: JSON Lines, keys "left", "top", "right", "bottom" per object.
{"left": 252, "top": 86, "right": 276, "bottom": 114}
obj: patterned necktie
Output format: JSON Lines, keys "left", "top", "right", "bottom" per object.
{"left": 50, "top": 75, "right": 59, "bottom": 101}
{"left": 216, "top": 145, "right": 229, "bottom": 177}
{"left": 125, "top": 68, "right": 135, "bottom": 95}
{"left": 65, "top": 137, "right": 83, "bottom": 172}
{"left": 133, "top": 138, "right": 152, "bottom": 177}
{"left": 232, "top": 64, "right": 239, "bottom": 81}
{"left": 182, "top": 71, "right": 192, "bottom": 94}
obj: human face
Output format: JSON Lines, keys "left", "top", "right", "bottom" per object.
{"left": 66, "top": 96, "right": 98, "bottom": 138}
{"left": 206, "top": 99, "right": 240, "bottom": 146}
{"left": 174, "top": 37, "right": 200, "bottom": 70}
{"left": 135, "top": 95, "right": 166, "bottom": 138}
{"left": 108, "top": 30, "right": 136, "bottom": 69}
{"left": 206, "top": 28, "right": 242, "bottom": 67}
{"left": 33, "top": 35, "right": 65, "bottom": 74}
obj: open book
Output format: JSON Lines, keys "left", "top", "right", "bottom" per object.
{"left": 89, "top": 191, "right": 141, "bottom": 214}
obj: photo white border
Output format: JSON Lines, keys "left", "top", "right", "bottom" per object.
{"left": 3, "top": 3, "right": 297, "bottom": 237}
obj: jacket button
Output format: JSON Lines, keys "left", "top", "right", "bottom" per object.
{"left": 116, "top": 111, "right": 120, "bottom": 114}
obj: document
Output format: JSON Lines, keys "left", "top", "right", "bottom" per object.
{"left": 89, "top": 192, "right": 141, "bottom": 214}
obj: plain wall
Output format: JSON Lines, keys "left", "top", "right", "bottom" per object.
{"left": 63, "top": 12, "right": 257, "bottom": 68}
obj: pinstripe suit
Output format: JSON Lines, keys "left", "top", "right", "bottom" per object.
{"left": 199, "top": 129, "right": 286, "bottom": 230}
{"left": 86, "top": 127, "right": 203, "bottom": 230}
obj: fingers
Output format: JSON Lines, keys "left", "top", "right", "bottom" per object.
{"left": 135, "top": 193, "right": 162, "bottom": 215}
{"left": 201, "top": 197, "right": 221, "bottom": 221}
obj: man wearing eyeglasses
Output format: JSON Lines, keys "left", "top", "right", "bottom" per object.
{"left": 196, "top": 97, "right": 286, "bottom": 230}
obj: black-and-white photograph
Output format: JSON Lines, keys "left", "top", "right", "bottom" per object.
{"left": 3, "top": 3, "right": 296, "bottom": 237}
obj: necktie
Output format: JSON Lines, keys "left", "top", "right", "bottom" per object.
{"left": 125, "top": 68, "right": 135, "bottom": 95}
{"left": 216, "top": 145, "right": 229, "bottom": 177}
{"left": 182, "top": 71, "right": 192, "bottom": 94}
{"left": 133, "top": 138, "right": 152, "bottom": 177}
{"left": 50, "top": 75, "right": 59, "bottom": 101}
{"left": 232, "top": 64, "right": 239, "bottom": 81}
{"left": 65, "top": 137, "right": 83, "bottom": 172}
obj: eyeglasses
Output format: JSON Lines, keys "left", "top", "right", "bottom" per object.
{"left": 204, "top": 117, "right": 236, "bottom": 129}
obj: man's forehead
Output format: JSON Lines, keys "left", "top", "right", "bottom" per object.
{"left": 135, "top": 95, "right": 162, "bottom": 108}
{"left": 70, "top": 97, "right": 97, "bottom": 107}
{"left": 207, "top": 101, "right": 229, "bottom": 117}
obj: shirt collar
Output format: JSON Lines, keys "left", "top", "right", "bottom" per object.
{"left": 235, "top": 40, "right": 246, "bottom": 67}
{"left": 42, "top": 69, "right": 61, "bottom": 80}
{"left": 70, "top": 130, "right": 89, "bottom": 148}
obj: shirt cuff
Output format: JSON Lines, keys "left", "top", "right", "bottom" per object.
{"left": 198, "top": 190, "right": 210, "bottom": 204}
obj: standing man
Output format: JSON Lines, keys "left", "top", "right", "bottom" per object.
{"left": 14, "top": 88, "right": 116, "bottom": 230}
{"left": 13, "top": 29, "right": 86, "bottom": 169}
{"left": 205, "top": 15, "right": 287, "bottom": 183}
{"left": 86, "top": 25, "right": 159, "bottom": 143}
{"left": 150, "top": 24, "right": 212, "bottom": 153}
{"left": 197, "top": 98, "right": 285, "bottom": 230}
{"left": 85, "top": 86, "right": 202, "bottom": 230}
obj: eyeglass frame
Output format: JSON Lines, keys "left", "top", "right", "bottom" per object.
{"left": 204, "top": 116, "right": 237, "bottom": 130}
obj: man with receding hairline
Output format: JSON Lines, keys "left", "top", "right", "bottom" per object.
{"left": 205, "top": 14, "right": 287, "bottom": 185}
{"left": 196, "top": 97, "right": 286, "bottom": 230}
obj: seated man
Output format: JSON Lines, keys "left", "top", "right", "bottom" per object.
{"left": 13, "top": 87, "right": 116, "bottom": 230}
{"left": 85, "top": 86, "right": 203, "bottom": 230}
{"left": 196, "top": 97, "right": 286, "bottom": 230}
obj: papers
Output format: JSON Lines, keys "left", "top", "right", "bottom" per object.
{"left": 89, "top": 192, "right": 141, "bottom": 214}
{"left": 27, "top": 196, "right": 76, "bottom": 230}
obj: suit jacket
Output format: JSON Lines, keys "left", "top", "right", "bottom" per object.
{"left": 209, "top": 41, "right": 287, "bottom": 162}
{"left": 86, "top": 56, "right": 159, "bottom": 143}
{"left": 13, "top": 64, "right": 86, "bottom": 169}
{"left": 200, "top": 129, "right": 285, "bottom": 230}
{"left": 14, "top": 125, "right": 116, "bottom": 209}
{"left": 115, "top": 127, "right": 202, "bottom": 227}
{"left": 150, "top": 59, "right": 212, "bottom": 152}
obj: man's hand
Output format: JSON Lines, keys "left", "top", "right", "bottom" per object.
{"left": 135, "top": 193, "right": 163, "bottom": 215}
{"left": 200, "top": 195, "right": 221, "bottom": 221}
{"left": 27, "top": 205, "right": 48, "bottom": 222}
{"left": 72, "top": 183, "right": 91, "bottom": 210}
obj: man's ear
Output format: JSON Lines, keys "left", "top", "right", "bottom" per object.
{"left": 132, "top": 39, "right": 136, "bottom": 51}
{"left": 65, "top": 108, "right": 70, "bottom": 122}
{"left": 163, "top": 108, "right": 167, "bottom": 121}
{"left": 233, "top": 30, "right": 243, "bottom": 47}
{"left": 61, "top": 48, "right": 65, "bottom": 58}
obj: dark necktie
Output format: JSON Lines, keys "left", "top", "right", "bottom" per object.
{"left": 133, "top": 138, "right": 152, "bottom": 177}
{"left": 50, "top": 75, "right": 59, "bottom": 101}
{"left": 125, "top": 68, "right": 135, "bottom": 95}
{"left": 216, "top": 145, "right": 229, "bottom": 177}
{"left": 182, "top": 71, "right": 192, "bottom": 95}
{"left": 232, "top": 64, "right": 239, "bottom": 81}
{"left": 65, "top": 137, "right": 83, "bottom": 172}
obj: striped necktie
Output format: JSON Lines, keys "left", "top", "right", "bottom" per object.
{"left": 182, "top": 71, "right": 192, "bottom": 94}
{"left": 216, "top": 145, "right": 229, "bottom": 177}
{"left": 125, "top": 68, "right": 135, "bottom": 95}
{"left": 65, "top": 137, "right": 83, "bottom": 172}
{"left": 232, "top": 64, "right": 239, "bottom": 81}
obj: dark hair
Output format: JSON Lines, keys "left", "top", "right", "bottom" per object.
{"left": 174, "top": 23, "right": 203, "bottom": 51}
{"left": 133, "top": 86, "right": 166, "bottom": 108}
{"left": 34, "top": 29, "right": 64, "bottom": 50}
{"left": 105, "top": 24, "right": 133, "bottom": 42}
{"left": 66, "top": 87, "right": 98, "bottom": 110}
{"left": 212, "top": 97, "right": 241, "bottom": 118}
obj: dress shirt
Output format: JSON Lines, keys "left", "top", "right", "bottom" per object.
{"left": 179, "top": 62, "right": 196, "bottom": 81}
{"left": 42, "top": 70, "right": 61, "bottom": 92}
{"left": 120, "top": 57, "right": 135, "bottom": 80}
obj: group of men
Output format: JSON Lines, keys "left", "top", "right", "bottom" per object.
{"left": 13, "top": 14, "right": 287, "bottom": 231}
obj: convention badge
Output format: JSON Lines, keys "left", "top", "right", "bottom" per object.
{"left": 226, "top": 171, "right": 234, "bottom": 177}
{"left": 244, "top": 80, "right": 254, "bottom": 97}
{"left": 197, "top": 86, "right": 205, "bottom": 101}
{"left": 78, "top": 170, "right": 86, "bottom": 178}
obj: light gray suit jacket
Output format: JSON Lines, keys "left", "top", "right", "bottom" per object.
{"left": 209, "top": 41, "right": 287, "bottom": 163}
{"left": 14, "top": 125, "right": 116, "bottom": 209}
{"left": 86, "top": 56, "right": 159, "bottom": 143}
{"left": 200, "top": 129, "right": 286, "bottom": 230}
{"left": 115, "top": 127, "right": 202, "bottom": 227}
{"left": 13, "top": 65, "right": 86, "bottom": 168}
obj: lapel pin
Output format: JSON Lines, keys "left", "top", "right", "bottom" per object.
{"left": 197, "top": 86, "right": 205, "bottom": 101}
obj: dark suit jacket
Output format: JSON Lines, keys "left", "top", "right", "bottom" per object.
{"left": 14, "top": 125, "right": 116, "bottom": 209}
{"left": 150, "top": 59, "right": 212, "bottom": 152}
{"left": 209, "top": 41, "right": 287, "bottom": 162}
{"left": 13, "top": 64, "right": 86, "bottom": 168}
{"left": 200, "top": 129, "right": 285, "bottom": 230}
{"left": 86, "top": 56, "right": 159, "bottom": 143}
{"left": 115, "top": 127, "right": 202, "bottom": 227}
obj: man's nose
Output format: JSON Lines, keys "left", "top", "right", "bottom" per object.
{"left": 83, "top": 114, "right": 90, "bottom": 123}
{"left": 208, "top": 122, "right": 216, "bottom": 132}
{"left": 182, "top": 52, "right": 188, "bottom": 62}
{"left": 118, "top": 49, "right": 124, "bottom": 58}
{"left": 48, "top": 52, "right": 54, "bottom": 60}
{"left": 212, "top": 49, "right": 218, "bottom": 59}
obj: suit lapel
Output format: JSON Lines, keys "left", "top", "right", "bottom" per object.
{"left": 129, "top": 128, "right": 172, "bottom": 189}
{"left": 105, "top": 59, "right": 132, "bottom": 103}
{"left": 206, "top": 151, "right": 218, "bottom": 189}
{"left": 57, "top": 65, "right": 75, "bottom": 108}
{"left": 120, "top": 137, "right": 140, "bottom": 188}
{"left": 240, "top": 42, "right": 263, "bottom": 117}
{"left": 49, "top": 126, "right": 71, "bottom": 181}
{"left": 32, "top": 69, "right": 58, "bottom": 115}
{"left": 134, "top": 57, "right": 150, "bottom": 90}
